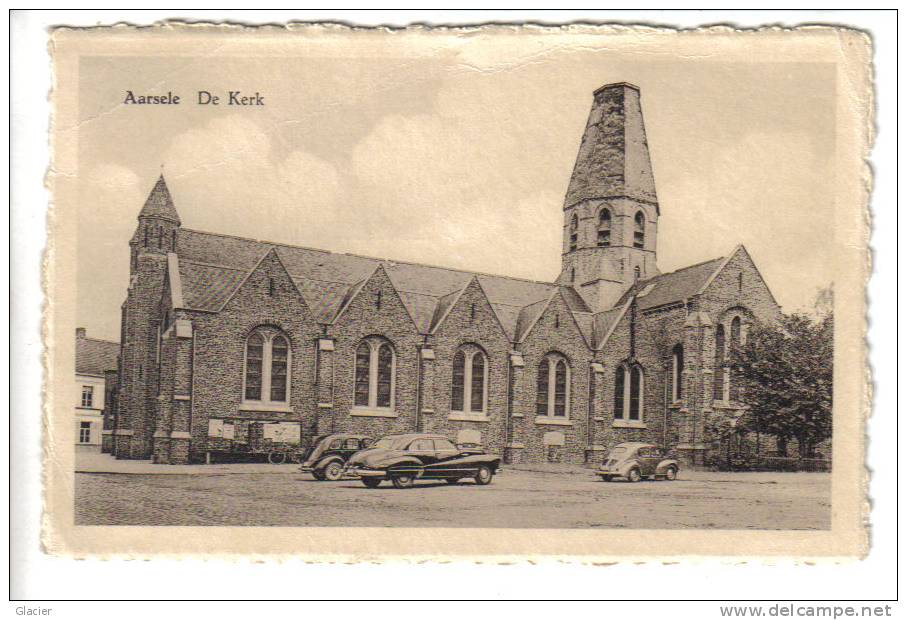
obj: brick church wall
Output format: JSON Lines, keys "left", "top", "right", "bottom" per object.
{"left": 186, "top": 251, "right": 321, "bottom": 462}
{"left": 512, "top": 293, "right": 594, "bottom": 464}
{"left": 326, "top": 267, "right": 423, "bottom": 438}
{"left": 425, "top": 279, "right": 512, "bottom": 456}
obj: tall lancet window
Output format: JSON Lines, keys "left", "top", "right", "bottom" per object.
{"left": 713, "top": 324, "right": 727, "bottom": 402}
{"left": 354, "top": 337, "right": 396, "bottom": 410}
{"left": 537, "top": 353, "right": 570, "bottom": 419}
{"left": 569, "top": 214, "right": 578, "bottom": 251}
{"left": 614, "top": 363, "right": 645, "bottom": 422}
{"left": 671, "top": 344, "right": 684, "bottom": 402}
{"left": 243, "top": 327, "right": 291, "bottom": 405}
{"left": 451, "top": 345, "right": 488, "bottom": 415}
{"left": 597, "top": 208, "right": 612, "bottom": 247}
{"left": 633, "top": 211, "right": 646, "bottom": 248}
{"left": 729, "top": 316, "right": 742, "bottom": 401}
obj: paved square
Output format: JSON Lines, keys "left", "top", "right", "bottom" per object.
{"left": 75, "top": 466, "right": 830, "bottom": 529}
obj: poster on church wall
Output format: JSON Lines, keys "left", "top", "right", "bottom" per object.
{"left": 42, "top": 21, "right": 872, "bottom": 563}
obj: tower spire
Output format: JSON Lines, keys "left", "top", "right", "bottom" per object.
{"left": 564, "top": 82, "right": 658, "bottom": 211}
{"left": 139, "top": 174, "right": 181, "bottom": 225}
{"left": 558, "top": 82, "right": 660, "bottom": 313}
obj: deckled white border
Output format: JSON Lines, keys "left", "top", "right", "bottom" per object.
{"left": 11, "top": 9, "right": 897, "bottom": 601}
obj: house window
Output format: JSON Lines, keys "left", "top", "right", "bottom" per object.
{"left": 79, "top": 421, "right": 91, "bottom": 444}
{"left": 569, "top": 214, "right": 578, "bottom": 251}
{"left": 451, "top": 345, "right": 488, "bottom": 414}
{"left": 597, "top": 208, "right": 611, "bottom": 247}
{"left": 633, "top": 211, "right": 645, "bottom": 248}
{"left": 537, "top": 353, "right": 570, "bottom": 418}
{"left": 671, "top": 344, "right": 684, "bottom": 402}
{"left": 614, "top": 364, "right": 644, "bottom": 422}
{"left": 713, "top": 324, "right": 727, "bottom": 402}
{"left": 81, "top": 386, "right": 93, "bottom": 408}
{"left": 243, "top": 327, "right": 291, "bottom": 405}
{"left": 354, "top": 337, "right": 396, "bottom": 409}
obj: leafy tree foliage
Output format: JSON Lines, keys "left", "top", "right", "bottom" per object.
{"left": 732, "top": 304, "right": 833, "bottom": 457}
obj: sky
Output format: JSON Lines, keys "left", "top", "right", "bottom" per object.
{"left": 74, "top": 32, "right": 838, "bottom": 342}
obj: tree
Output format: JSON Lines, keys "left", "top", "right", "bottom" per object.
{"left": 732, "top": 309, "right": 833, "bottom": 458}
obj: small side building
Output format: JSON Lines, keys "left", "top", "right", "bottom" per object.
{"left": 75, "top": 328, "right": 119, "bottom": 452}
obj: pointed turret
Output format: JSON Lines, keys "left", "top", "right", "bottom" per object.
{"left": 139, "top": 175, "right": 181, "bottom": 225}
{"left": 564, "top": 83, "right": 658, "bottom": 210}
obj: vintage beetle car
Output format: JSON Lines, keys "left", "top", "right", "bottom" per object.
{"left": 596, "top": 442, "right": 679, "bottom": 482}
{"left": 298, "top": 433, "right": 372, "bottom": 481}
{"left": 343, "top": 433, "right": 501, "bottom": 489}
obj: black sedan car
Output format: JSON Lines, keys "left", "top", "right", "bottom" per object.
{"left": 343, "top": 433, "right": 501, "bottom": 488}
{"left": 299, "top": 433, "right": 372, "bottom": 481}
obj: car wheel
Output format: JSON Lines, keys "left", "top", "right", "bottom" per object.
{"left": 474, "top": 465, "right": 493, "bottom": 486}
{"left": 268, "top": 451, "right": 287, "bottom": 465}
{"left": 445, "top": 478, "right": 460, "bottom": 484}
{"left": 362, "top": 478, "right": 381, "bottom": 488}
{"left": 392, "top": 475, "right": 415, "bottom": 489}
{"left": 599, "top": 475, "right": 613, "bottom": 482}
{"left": 324, "top": 461, "right": 344, "bottom": 481}
{"left": 627, "top": 468, "right": 641, "bottom": 483}
{"left": 664, "top": 466, "right": 678, "bottom": 481}
{"left": 312, "top": 469, "right": 326, "bottom": 481}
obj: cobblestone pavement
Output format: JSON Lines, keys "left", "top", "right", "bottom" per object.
{"left": 75, "top": 467, "right": 831, "bottom": 529}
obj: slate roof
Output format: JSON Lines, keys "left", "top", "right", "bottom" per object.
{"left": 139, "top": 176, "right": 181, "bottom": 224}
{"left": 169, "top": 228, "right": 726, "bottom": 346}
{"left": 592, "top": 305, "right": 625, "bottom": 349}
{"left": 619, "top": 257, "right": 726, "bottom": 311}
{"left": 174, "top": 228, "right": 560, "bottom": 338}
{"left": 76, "top": 336, "right": 119, "bottom": 377}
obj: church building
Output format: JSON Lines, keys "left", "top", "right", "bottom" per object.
{"left": 108, "top": 82, "right": 782, "bottom": 466}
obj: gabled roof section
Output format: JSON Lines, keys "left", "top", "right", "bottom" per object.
{"left": 515, "top": 288, "right": 594, "bottom": 348}
{"left": 174, "top": 228, "right": 565, "bottom": 331}
{"left": 592, "top": 300, "right": 631, "bottom": 350}
{"left": 514, "top": 294, "right": 554, "bottom": 343}
{"left": 429, "top": 280, "right": 472, "bottom": 334}
{"left": 216, "top": 247, "right": 308, "bottom": 314}
{"left": 139, "top": 175, "right": 181, "bottom": 224}
{"left": 329, "top": 263, "right": 420, "bottom": 332}
{"left": 618, "top": 256, "right": 726, "bottom": 311}
{"left": 76, "top": 335, "right": 119, "bottom": 377}
{"left": 178, "top": 260, "right": 248, "bottom": 312}
{"left": 698, "top": 245, "right": 781, "bottom": 309}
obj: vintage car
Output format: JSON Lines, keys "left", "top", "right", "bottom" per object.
{"left": 343, "top": 433, "right": 501, "bottom": 488}
{"left": 596, "top": 442, "right": 679, "bottom": 482}
{"left": 298, "top": 433, "right": 372, "bottom": 481}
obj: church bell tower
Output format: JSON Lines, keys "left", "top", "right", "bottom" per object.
{"left": 559, "top": 82, "right": 660, "bottom": 312}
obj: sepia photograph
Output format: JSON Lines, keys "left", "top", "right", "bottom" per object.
{"left": 40, "top": 22, "right": 871, "bottom": 561}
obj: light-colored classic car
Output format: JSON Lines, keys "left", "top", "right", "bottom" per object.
{"left": 596, "top": 442, "right": 679, "bottom": 482}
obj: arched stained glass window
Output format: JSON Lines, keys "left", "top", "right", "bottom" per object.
{"left": 452, "top": 350, "right": 466, "bottom": 412}
{"left": 672, "top": 344, "right": 684, "bottom": 402}
{"left": 629, "top": 366, "right": 643, "bottom": 421}
{"left": 536, "top": 358, "right": 550, "bottom": 417}
{"left": 614, "top": 366, "right": 625, "bottom": 420}
{"left": 354, "top": 337, "right": 396, "bottom": 410}
{"left": 714, "top": 324, "right": 727, "bottom": 402}
{"left": 354, "top": 342, "right": 371, "bottom": 407}
{"left": 376, "top": 344, "right": 393, "bottom": 408}
{"left": 537, "top": 354, "right": 570, "bottom": 418}
{"left": 243, "top": 328, "right": 291, "bottom": 405}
